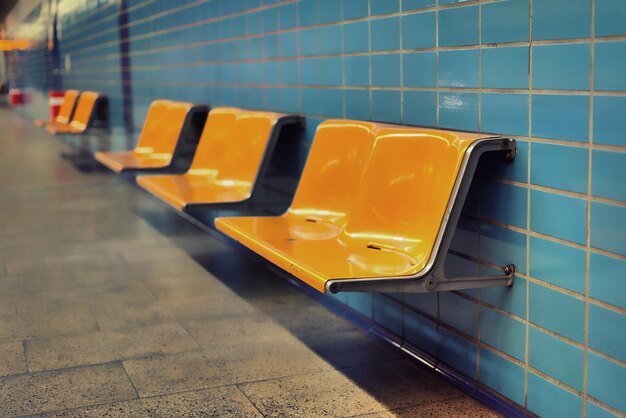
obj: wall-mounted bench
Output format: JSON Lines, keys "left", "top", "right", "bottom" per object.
{"left": 216, "top": 120, "right": 516, "bottom": 294}
{"left": 35, "top": 89, "right": 80, "bottom": 129}
{"left": 95, "top": 100, "right": 208, "bottom": 173}
{"left": 136, "top": 107, "right": 304, "bottom": 214}
{"left": 45, "top": 91, "right": 107, "bottom": 135}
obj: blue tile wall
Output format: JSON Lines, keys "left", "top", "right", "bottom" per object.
{"left": 8, "top": 1, "right": 625, "bottom": 416}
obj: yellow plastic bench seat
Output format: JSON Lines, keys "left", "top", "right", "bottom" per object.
{"left": 45, "top": 91, "right": 104, "bottom": 135}
{"left": 95, "top": 100, "right": 207, "bottom": 173}
{"left": 35, "top": 90, "right": 80, "bottom": 128}
{"left": 216, "top": 120, "right": 516, "bottom": 294}
{"left": 137, "top": 107, "right": 303, "bottom": 210}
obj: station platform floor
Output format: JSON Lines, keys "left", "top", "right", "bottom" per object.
{"left": 0, "top": 109, "right": 500, "bottom": 417}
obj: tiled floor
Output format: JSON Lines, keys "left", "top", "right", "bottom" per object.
{"left": 0, "top": 109, "right": 501, "bottom": 417}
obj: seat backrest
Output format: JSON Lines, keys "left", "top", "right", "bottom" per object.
{"left": 344, "top": 128, "right": 485, "bottom": 266}
{"left": 135, "top": 101, "right": 192, "bottom": 155}
{"left": 68, "top": 91, "right": 100, "bottom": 130}
{"left": 188, "top": 107, "right": 280, "bottom": 191}
{"left": 288, "top": 120, "right": 377, "bottom": 225}
{"left": 55, "top": 90, "right": 80, "bottom": 124}
{"left": 134, "top": 100, "right": 172, "bottom": 151}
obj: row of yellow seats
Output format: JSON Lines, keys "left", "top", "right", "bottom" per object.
{"left": 35, "top": 90, "right": 104, "bottom": 134}
{"left": 96, "top": 100, "right": 517, "bottom": 295}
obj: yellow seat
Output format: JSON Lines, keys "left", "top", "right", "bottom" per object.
{"left": 137, "top": 107, "right": 302, "bottom": 210}
{"left": 216, "top": 120, "right": 516, "bottom": 294}
{"left": 35, "top": 90, "right": 80, "bottom": 128}
{"left": 45, "top": 91, "right": 102, "bottom": 134}
{"left": 95, "top": 100, "right": 201, "bottom": 173}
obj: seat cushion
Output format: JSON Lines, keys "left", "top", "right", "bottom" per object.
{"left": 94, "top": 151, "right": 171, "bottom": 173}
{"left": 216, "top": 214, "right": 422, "bottom": 293}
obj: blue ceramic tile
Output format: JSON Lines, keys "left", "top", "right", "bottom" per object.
{"left": 372, "top": 90, "right": 401, "bottom": 123}
{"left": 595, "top": 0, "right": 626, "bottom": 36}
{"left": 533, "top": 0, "right": 591, "bottom": 40}
{"left": 343, "top": 21, "right": 369, "bottom": 53}
{"left": 439, "top": 92, "right": 479, "bottom": 131}
{"left": 374, "top": 294, "right": 403, "bottom": 334}
{"left": 480, "top": 307, "right": 526, "bottom": 361}
{"left": 343, "top": 0, "right": 369, "bottom": 20}
{"left": 278, "top": 3, "right": 297, "bottom": 29}
{"left": 319, "top": 25, "right": 342, "bottom": 55}
{"left": 529, "top": 282, "right": 585, "bottom": 342}
{"left": 438, "top": 49, "right": 479, "bottom": 88}
{"left": 371, "top": 54, "right": 401, "bottom": 87}
{"left": 532, "top": 94, "right": 589, "bottom": 142}
{"left": 480, "top": 223, "right": 527, "bottom": 275}
{"left": 401, "top": 11, "right": 436, "bottom": 49}
{"left": 403, "top": 52, "right": 436, "bottom": 88}
{"left": 281, "top": 59, "right": 298, "bottom": 84}
{"left": 531, "top": 142, "right": 588, "bottom": 193}
{"left": 440, "top": 328, "right": 477, "bottom": 378}
{"left": 593, "top": 150, "right": 626, "bottom": 202}
{"left": 298, "top": 0, "right": 318, "bottom": 27}
{"left": 438, "top": 5, "right": 479, "bottom": 47}
{"left": 593, "top": 96, "right": 626, "bottom": 147}
{"left": 444, "top": 254, "right": 479, "bottom": 280}
{"left": 595, "top": 41, "right": 626, "bottom": 91}
{"left": 439, "top": 0, "right": 473, "bottom": 5}
{"left": 299, "top": 27, "right": 319, "bottom": 56}
{"left": 587, "top": 353, "right": 626, "bottom": 412}
{"left": 530, "top": 237, "right": 586, "bottom": 293}
{"left": 403, "top": 91, "right": 437, "bottom": 127}
{"left": 345, "top": 56, "right": 370, "bottom": 86}
{"left": 481, "top": 46, "right": 529, "bottom": 89}
{"left": 300, "top": 57, "right": 319, "bottom": 85}
{"left": 371, "top": 17, "right": 400, "bottom": 51}
{"left": 319, "top": 57, "right": 342, "bottom": 86}
{"left": 481, "top": 267, "right": 527, "bottom": 318}
{"left": 405, "top": 292, "right": 437, "bottom": 317}
{"left": 320, "top": 89, "right": 343, "bottom": 118}
{"left": 481, "top": 93, "right": 529, "bottom": 137}
{"left": 477, "top": 139, "right": 528, "bottom": 183}
{"left": 529, "top": 327, "right": 584, "bottom": 390}
{"left": 530, "top": 190, "right": 586, "bottom": 244}
{"left": 404, "top": 312, "right": 438, "bottom": 355}
{"left": 261, "top": 7, "right": 277, "bottom": 33}
{"left": 527, "top": 372, "right": 583, "bottom": 418}
{"left": 450, "top": 218, "right": 479, "bottom": 257}
{"left": 533, "top": 44, "right": 590, "bottom": 90}
{"left": 591, "top": 201, "right": 626, "bottom": 256}
{"left": 318, "top": 0, "right": 341, "bottom": 24}
{"left": 479, "top": 349, "right": 525, "bottom": 406}
{"left": 403, "top": 0, "right": 436, "bottom": 11}
{"left": 589, "top": 252, "right": 626, "bottom": 309}
{"left": 586, "top": 402, "right": 617, "bottom": 418}
{"left": 300, "top": 87, "right": 320, "bottom": 114}
{"left": 481, "top": 0, "right": 529, "bottom": 44}
{"left": 480, "top": 180, "right": 528, "bottom": 229}
{"left": 345, "top": 89, "right": 370, "bottom": 120}
{"left": 347, "top": 292, "right": 373, "bottom": 318}
{"left": 371, "top": 0, "right": 399, "bottom": 15}
{"left": 589, "top": 303, "right": 626, "bottom": 362}
{"left": 440, "top": 292, "right": 477, "bottom": 336}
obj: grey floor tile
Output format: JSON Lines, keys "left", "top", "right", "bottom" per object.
{"left": 6, "top": 251, "right": 124, "bottom": 276}
{"left": 41, "top": 386, "right": 262, "bottom": 417}
{"left": 0, "top": 295, "right": 16, "bottom": 316}
{"left": 0, "top": 341, "right": 27, "bottom": 377}
{"left": 356, "top": 396, "right": 502, "bottom": 417}
{"left": 0, "top": 306, "right": 98, "bottom": 341}
{"left": 239, "top": 368, "right": 389, "bottom": 417}
{"left": 25, "top": 323, "right": 200, "bottom": 372}
{"left": 0, "top": 364, "right": 136, "bottom": 416}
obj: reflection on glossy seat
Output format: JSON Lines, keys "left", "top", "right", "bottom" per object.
{"left": 216, "top": 120, "right": 516, "bottom": 294}
{"left": 95, "top": 100, "right": 206, "bottom": 173}
{"left": 137, "top": 107, "right": 303, "bottom": 210}
{"left": 35, "top": 90, "right": 80, "bottom": 128}
{"left": 45, "top": 91, "right": 103, "bottom": 135}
